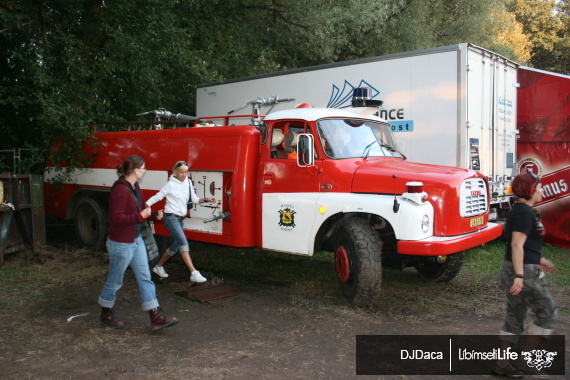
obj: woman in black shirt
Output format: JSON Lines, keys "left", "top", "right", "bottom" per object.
{"left": 492, "top": 173, "right": 557, "bottom": 377}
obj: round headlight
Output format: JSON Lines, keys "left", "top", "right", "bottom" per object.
{"left": 421, "top": 214, "right": 430, "bottom": 233}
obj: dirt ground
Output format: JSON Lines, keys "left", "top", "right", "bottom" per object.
{"left": 0, "top": 243, "right": 568, "bottom": 380}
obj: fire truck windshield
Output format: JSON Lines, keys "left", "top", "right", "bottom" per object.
{"left": 317, "top": 118, "right": 404, "bottom": 159}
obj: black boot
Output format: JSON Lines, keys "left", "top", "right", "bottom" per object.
{"left": 100, "top": 307, "right": 125, "bottom": 329}
{"left": 148, "top": 308, "right": 178, "bottom": 331}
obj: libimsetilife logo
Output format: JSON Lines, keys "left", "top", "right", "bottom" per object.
{"left": 521, "top": 349, "right": 557, "bottom": 371}
{"left": 356, "top": 335, "right": 565, "bottom": 376}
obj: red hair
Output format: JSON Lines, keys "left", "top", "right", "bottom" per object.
{"left": 511, "top": 173, "right": 540, "bottom": 200}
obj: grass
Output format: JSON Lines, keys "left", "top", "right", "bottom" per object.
{"left": 187, "top": 238, "right": 569, "bottom": 288}
{"left": 2, "top": 223, "right": 568, "bottom": 320}
{"left": 186, "top": 243, "right": 339, "bottom": 297}
{"left": 181, "top": 237, "right": 569, "bottom": 318}
{"left": 464, "top": 240, "right": 570, "bottom": 287}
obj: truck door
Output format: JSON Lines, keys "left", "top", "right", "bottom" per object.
{"left": 259, "top": 122, "right": 322, "bottom": 255}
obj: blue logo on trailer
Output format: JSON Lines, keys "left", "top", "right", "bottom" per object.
{"left": 327, "top": 80, "right": 381, "bottom": 108}
{"left": 389, "top": 120, "right": 414, "bottom": 132}
{"left": 498, "top": 96, "right": 513, "bottom": 107}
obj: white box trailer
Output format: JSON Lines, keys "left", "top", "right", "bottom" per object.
{"left": 197, "top": 43, "right": 518, "bottom": 220}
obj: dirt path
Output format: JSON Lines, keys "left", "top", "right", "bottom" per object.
{"left": 0, "top": 247, "right": 567, "bottom": 379}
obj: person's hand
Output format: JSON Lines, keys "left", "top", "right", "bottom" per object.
{"left": 141, "top": 206, "right": 152, "bottom": 218}
{"left": 207, "top": 197, "right": 216, "bottom": 203}
{"left": 510, "top": 277, "right": 524, "bottom": 296}
{"left": 157, "top": 209, "right": 164, "bottom": 220}
{"left": 539, "top": 257, "right": 554, "bottom": 274}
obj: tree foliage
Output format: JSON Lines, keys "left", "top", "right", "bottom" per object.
{"left": 508, "top": 0, "right": 569, "bottom": 72}
{"left": 0, "top": 0, "right": 565, "bottom": 174}
{"left": 0, "top": 0, "right": 214, "bottom": 174}
{"left": 485, "top": 3, "right": 533, "bottom": 63}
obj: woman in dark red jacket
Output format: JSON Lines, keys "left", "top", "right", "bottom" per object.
{"left": 98, "top": 155, "right": 178, "bottom": 331}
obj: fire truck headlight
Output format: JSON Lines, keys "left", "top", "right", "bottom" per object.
{"left": 421, "top": 214, "right": 430, "bottom": 233}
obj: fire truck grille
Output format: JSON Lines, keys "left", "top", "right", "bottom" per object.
{"left": 460, "top": 178, "right": 488, "bottom": 217}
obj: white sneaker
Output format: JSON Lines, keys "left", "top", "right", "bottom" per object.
{"left": 190, "top": 270, "right": 207, "bottom": 283}
{"left": 153, "top": 266, "right": 169, "bottom": 278}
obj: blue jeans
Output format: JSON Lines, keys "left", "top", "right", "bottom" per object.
{"left": 164, "top": 213, "right": 189, "bottom": 255}
{"left": 98, "top": 236, "right": 159, "bottom": 311}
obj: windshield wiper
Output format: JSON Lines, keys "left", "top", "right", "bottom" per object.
{"left": 362, "top": 141, "right": 378, "bottom": 160}
{"left": 380, "top": 143, "right": 407, "bottom": 159}
{"left": 363, "top": 141, "right": 407, "bottom": 160}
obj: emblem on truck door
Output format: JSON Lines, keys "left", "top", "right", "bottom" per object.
{"left": 278, "top": 205, "right": 296, "bottom": 230}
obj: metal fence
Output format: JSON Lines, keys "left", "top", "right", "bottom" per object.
{"left": 0, "top": 174, "right": 46, "bottom": 263}
{"left": 0, "top": 148, "right": 30, "bottom": 174}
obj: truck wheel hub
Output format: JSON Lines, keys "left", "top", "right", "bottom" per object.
{"left": 335, "top": 246, "right": 350, "bottom": 282}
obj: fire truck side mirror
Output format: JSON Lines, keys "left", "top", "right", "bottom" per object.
{"left": 297, "top": 134, "right": 314, "bottom": 167}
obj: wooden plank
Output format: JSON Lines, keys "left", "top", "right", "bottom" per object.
{"left": 175, "top": 284, "right": 240, "bottom": 303}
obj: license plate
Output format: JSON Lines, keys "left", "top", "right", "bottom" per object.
{"left": 470, "top": 216, "right": 484, "bottom": 227}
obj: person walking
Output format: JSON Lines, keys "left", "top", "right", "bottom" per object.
{"left": 492, "top": 172, "right": 557, "bottom": 378}
{"left": 146, "top": 161, "right": 215, "bottom": 283}
{"left": 98, "top": 155, "right": 179, "bottom": 331}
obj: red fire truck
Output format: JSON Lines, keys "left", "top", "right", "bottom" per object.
{"left": 44, "top": 92, "right": 502, "bottom": 305}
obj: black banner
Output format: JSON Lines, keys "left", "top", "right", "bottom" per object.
{"left": 356, "top": 335, "right": 565, "bottom": 375}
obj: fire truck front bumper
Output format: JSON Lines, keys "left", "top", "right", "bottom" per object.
{"left": 397, "top": 222, "right": 503, "bottom": 256}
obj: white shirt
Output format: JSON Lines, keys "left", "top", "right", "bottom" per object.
{"left": 146, "top": 175, "right": 200, "bottom": 217}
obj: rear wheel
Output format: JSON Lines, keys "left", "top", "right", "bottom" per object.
{"left": 414, "top": 251, "right": 465, "bottom": 282}
{"left": 333, "top": 217, "right": 382, "bottom": 306}
{"left": 74, "top": 197, "right": 107, "bottom": 250}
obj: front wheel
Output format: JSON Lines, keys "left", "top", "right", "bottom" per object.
{"left": 333, "top": 217, "right": 383, "bottom": 306}
{"left": 74, "top": 197, "right": 107, "bottom": 250}
{"left": 414, "top": 251, "right": 465, "bottom": 282}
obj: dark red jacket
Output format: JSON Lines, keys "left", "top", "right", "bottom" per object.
{"left": 107, "top": 178, "right": 159, "bottom": 243}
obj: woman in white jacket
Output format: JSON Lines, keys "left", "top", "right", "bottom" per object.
{"left": 146, "top": 161, "right": 215, "bottom": 282}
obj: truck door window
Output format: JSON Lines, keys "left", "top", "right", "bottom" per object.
{"left": 317, "top": 118, "right": 404, "bottom": 159}
{"left": 271, "top": 128, "right": 286, "bottom": 159}
{"left": 271, "top": 122, "right": 308, "bottom": 159}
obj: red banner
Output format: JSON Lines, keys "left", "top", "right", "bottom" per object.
{"left": 517, "top": 67, "right": 570, "bottom": 248}
{"left": 535, "top": 165, "right": 570, "bottom": 206}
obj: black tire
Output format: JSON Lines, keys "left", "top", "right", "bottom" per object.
{"left": 74, "top": 197, "right": 107, "bottom": 250}
{"left": 333, "top": 217, "right": 383, "bottom": 306}
{"left": 414, "top": 251, "right": 465, "bottom": 282}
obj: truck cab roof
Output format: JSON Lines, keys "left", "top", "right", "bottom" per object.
{"left": 264, "top": 107, "right": 387, "bottom": 123}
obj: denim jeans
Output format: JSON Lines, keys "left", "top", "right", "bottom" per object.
{"left": 164, "top": 213, "right": 189, "bottom": 255}
{"left": 98, "top": 236, "right": 159, "bottom": 311}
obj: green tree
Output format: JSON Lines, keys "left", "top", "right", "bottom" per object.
{"left": 0, "top": 0, "right": 216, "bottom": 174}
{"left": 190, "top": 0, "right": 513, "bottom": 68}
{"left": 2, "top": 0, "right": 560, "bottom": 176}
{"left": 507, "top": 0, "right": 567, "bottom": 72}
{"left": 486, "top": 3, "right": 533, "bottom": 63}
{"left": 553, "top": 0, "right": 569, "bottom": 73}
